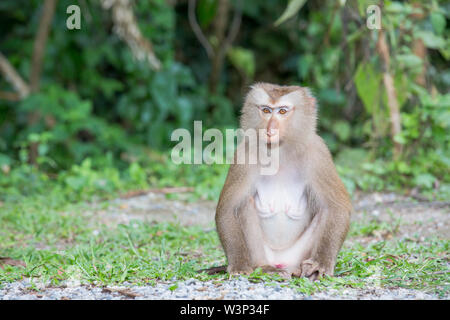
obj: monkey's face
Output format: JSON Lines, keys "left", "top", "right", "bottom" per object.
{"left": 256, "top": 103, "right": 293, "bottom": 145}
{"left": 241, "top": 84, "right": 315, "bottom": 146}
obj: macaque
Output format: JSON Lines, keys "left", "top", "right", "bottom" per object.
{"left": 206, "top": 83, "right": 352, "bottom": 280}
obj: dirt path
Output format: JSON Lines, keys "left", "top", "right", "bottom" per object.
{"left": 96, "top": 191, "right": 449, "bottom": 241}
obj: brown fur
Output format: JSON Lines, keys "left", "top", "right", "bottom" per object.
{"left": 208, "top": 83, "right": 352, "bottom": 280}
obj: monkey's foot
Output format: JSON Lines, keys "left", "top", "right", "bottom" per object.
{"left": 227, "top": 265, "right": 254, "bottom": 276}
{"left": 260, "top": 265, "right": 292, "bottom": 279}
{"left": 295, "top": 259, "right": 326, "bottom": 281}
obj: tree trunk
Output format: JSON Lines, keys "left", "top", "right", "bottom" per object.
{"left": 376, "top": 29, "right": 402, "bottom": 159}
{"left": 208, "top": 0, "right": 230, "bottom": 93}
{"left": 29, "top": 0, "right": 58, "bottom": 166}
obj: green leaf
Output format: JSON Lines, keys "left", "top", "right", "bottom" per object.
{"left": 385, "top": 1, "right": 411, "bottom": 14}
{"left": 354, "top": 62, "right": 382, "bottom": 114}
{"left": 65, "top": 176, "right": 86, "bottom": 191}
{"left": 393, "top": 134, "right": 407, "bottom": 145}
{"left": 439, "top": 40, "right": 450, "bottom": 60}
{"left": 414, "top": 173, "right": 436, "bottom": 189}
{"left": 169, "top": 283, "right": 178, "bottom": 291}
{"left": 332, "top": 121, "right": 351, "bottom": 141}
{"left": 197, "top": 0, "right": 218, "bottom": 28}
{"left": 396, "top": 161, "right": 410, "bottom": 174}
{"left": 416, "top": 30, "right": 446, "bottom": 49}
{"left": 227, "top": 47, "right": 255, "bottom": 79}
{"left": 395, "top": 54, "right": 423, "bottom": 69}
{"left": 430, "top": 12, "right": 446, "bottom": 35}
{"left": 274, "top": 0, "right": 307, "bottom": 26}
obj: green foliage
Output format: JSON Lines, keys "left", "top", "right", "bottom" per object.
{"left": 0, "top": 0, "right": 448, "bottom": 199}
{"left": 197, "top": 0, "right": 218, "bottom": 28}
{"left": 15, "top": 85, "right": 129, "bottom": 170}
{"left": 227, "top": 47, "right": 255, "bottom": 79}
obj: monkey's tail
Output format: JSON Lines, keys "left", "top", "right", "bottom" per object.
{"left": 196, "top": 265, "right": 227, "bottom": 275}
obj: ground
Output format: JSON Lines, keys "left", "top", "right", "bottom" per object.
{"left": 0, "top": 191, "right": 448, "bottom": 300}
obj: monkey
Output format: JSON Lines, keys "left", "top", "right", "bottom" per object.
{"left": 201, "top": 83, "right": 352, "bottom": 281}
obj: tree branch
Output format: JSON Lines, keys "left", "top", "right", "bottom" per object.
{"left": 188, "top": 0, "right": 214, "bottom": 58}
{"left": 100, "top": 0, "right": 161, "bottom": 70}
{"left": 187, "top": 0, "right": 241, "bottom": 93}
{"left": 0, "top": 52, "right": 30, "bottom": 99}
{"left": 30, "top": 0, "right": 57, "bottom": 93}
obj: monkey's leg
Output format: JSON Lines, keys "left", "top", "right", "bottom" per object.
{"left": 216, "top": 197, "right": 273, "bottom": 275}
{"left": 238, "top": 198, "right": 294, "bottom": 278}
{"left": 293, "top": 208, "right": 350, "bottom": 281}
{"left": 237, "top": 197, "right": 269, "bottom": 268}
{"left": 215, "top": 202, "right": 253, "bottom": 275}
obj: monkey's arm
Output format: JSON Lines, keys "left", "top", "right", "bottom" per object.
{"left": 214, "top": 162, "right": 257, "bottom": 274}
{"left": 199, "top": 195, "right": 268, "bottom": 275}
{"left": 295, "top": 137, "right": 352, "bottom": 280}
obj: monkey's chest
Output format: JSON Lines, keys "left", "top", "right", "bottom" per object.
{"left": 254, "top": 175, "right": 311, "bottom": 250}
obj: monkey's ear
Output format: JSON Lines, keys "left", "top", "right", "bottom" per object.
{"left": 303, "top": 87, "right": 317, "bottom": 108}
{"left": 246, "top": 83, "right": 270, "bottom": 105}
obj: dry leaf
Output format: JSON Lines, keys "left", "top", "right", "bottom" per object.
{"left": 102, "top": 287, "right": 139, "bottom": 299}
{"left": 0, "top": 257, "right": 26, "bottom": 269}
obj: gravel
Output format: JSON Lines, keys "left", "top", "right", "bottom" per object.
{"left": 0, "top": 277, "right": 445, "bottom": 300}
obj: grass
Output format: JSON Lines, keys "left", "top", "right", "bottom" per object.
{"left": 0, "top": 161, "right": 448, "bottom": 297}
{"left": 1, "top": 186, "right": 448, "bottom": 299}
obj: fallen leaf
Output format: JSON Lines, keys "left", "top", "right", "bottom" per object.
{"left": 0, "top": 257, "right": 26, "bottom": 269}
{"left": 196, "top": 287, "right": 208, "bottom": 292}
{"left": 102, "top": 287, "right": 140, "bottom": 299}
{"left": 116, "top": 289, "right": 139, "bottom": 299}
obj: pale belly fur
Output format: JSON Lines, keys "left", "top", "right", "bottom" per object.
{"left": 254, "top": 168, "right": 312, "bottom": 271}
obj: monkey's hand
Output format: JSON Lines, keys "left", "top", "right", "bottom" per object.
{"left": 293, "top": 259, "right": 327, "bottom": 281}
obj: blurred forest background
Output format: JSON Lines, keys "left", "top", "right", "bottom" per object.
{"left": 0, "top": 0, "right": 449, "bottom": 202}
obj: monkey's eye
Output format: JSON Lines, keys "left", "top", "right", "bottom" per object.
{"left": 262, "top": 107, "right": 272, "bottom": 114}
{"left": 279, "top": 108, "right": 287, "bottom": 115}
